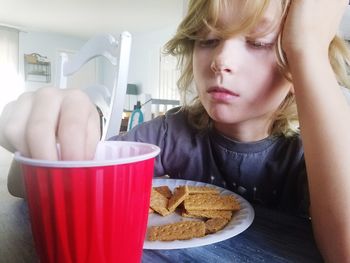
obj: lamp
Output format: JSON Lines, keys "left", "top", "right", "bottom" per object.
{"left": 126, "top": 84, "right": 138, "bottom": 95}
{"left": 126, "top": 83, "right": 139, "bottom": 110}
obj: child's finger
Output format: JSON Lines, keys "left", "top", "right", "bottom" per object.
{"left": 26, "top": 87, "right": 62, "bottom": 160}
{"left": 57, "top": 89, "right": 97, "bottom": 161}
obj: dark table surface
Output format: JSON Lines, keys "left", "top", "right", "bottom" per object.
{"left": 0, "top": 167, "right": 324, "bottom": 263}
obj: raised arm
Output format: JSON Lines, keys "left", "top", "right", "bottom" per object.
{"left": 282, "top": 0, "right": 350, "bottom": 262}
{"left": 0, "top": 87, "right": 101, "bottom": 197}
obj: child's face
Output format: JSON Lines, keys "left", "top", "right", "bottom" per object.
{"left": 192, "top": 1, "right": 292, "bottom": 139}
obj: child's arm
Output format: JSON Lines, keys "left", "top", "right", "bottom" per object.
{"left": 7, "top": 160, "right": 25, "bottom": 198}
{"left": 283, "top": 1, "right": 350, "bottom": 262}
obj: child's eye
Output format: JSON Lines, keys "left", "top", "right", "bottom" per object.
{"left": 246, "top": 40, "right": 274, "bottom": 49}
{"left": 197, "top": 38, "right": 220, "bottom": 48}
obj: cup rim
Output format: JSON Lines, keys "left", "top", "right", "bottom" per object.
{"left": 14, "top": 141, "right": 161, "bottom": 168}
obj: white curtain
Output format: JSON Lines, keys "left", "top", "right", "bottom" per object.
{"left": 0, "top": 26, "right": 23, "bottom": 112}
{"left": 158, "top": 52, "right": 180, "bottom": 101}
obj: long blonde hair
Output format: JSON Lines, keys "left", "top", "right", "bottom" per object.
{"left": 164, "top": 0, "right": 350, "bottom": 136}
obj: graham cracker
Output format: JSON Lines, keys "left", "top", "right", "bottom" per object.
{"left": 205, "top": 218, "right": 229, "bottom": 234}
{"left": 148, "top": 221, "right": 206, "bottom": 241}
{"left": 187, "top": 186, "right": 220, "bottom": 195}
{"left": 167, "top": 185, "right": 189, "bottom": 212}
{"left": 150, "top": 188, "right": 170, "bottom": 216}
{"left": 154, "top": 186, "right": 172, "bottom": 199}
{"left": 182, "top": 209, "right": 233, "bottom": 220}
{"left": 184, "top": 194, "right": 240, "bottom": 211}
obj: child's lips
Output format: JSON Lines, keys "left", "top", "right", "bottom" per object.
{"left": 207, "top": 87, "right": 240, "bottom": 100}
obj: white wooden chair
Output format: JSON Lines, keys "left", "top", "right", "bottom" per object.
{"left": 57, "top": 32, "right": 132, "bottom": 140}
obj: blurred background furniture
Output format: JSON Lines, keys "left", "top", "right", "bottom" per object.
{"left": 120, "top": 93, "right": 180, "bottom": 133}
{"left": 140, "top": 96, "right": 180, "bottom": 121}
{"left": 57, "top": 32, "right": 132, "bottom": 140}
{"left": 24, "top": 53, "right": 51, "bottom": 83}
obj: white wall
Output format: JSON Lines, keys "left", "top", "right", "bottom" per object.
{"left": 128, "top": 26, "right": 178, "bottom": 98}
{"left": 19, "top": 26, "right": 178, "bottom": 99}
{"left": 19, "top": 31, "right": 87, "bottom": 91}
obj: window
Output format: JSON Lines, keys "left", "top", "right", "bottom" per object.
{"left": 154, "top": 52, "right": 181, "bottom": 115}
{"left": 0, "top": 26, "right": 23, "bottom": 112}
{"left": 158, "top": 52, "right": 180, "bottom": 101}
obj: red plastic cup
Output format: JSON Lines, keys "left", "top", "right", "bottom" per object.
{"left": 15, "top": 141, "right": 160, "bottom": 263}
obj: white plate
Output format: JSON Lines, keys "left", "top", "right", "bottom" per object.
{"left": 143, "top": 178, "right": 255, "bottom": 250}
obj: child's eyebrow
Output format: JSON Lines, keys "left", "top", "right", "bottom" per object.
{"left": 252, "top": 18, "right": 274, "bottom": 32}
{"left": 248, "top": 17, "right": 279, "bottom": 37}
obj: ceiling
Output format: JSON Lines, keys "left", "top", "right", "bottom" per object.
{"left": 0, "top": 1, "right": 349, "bottom": 40}
{"left": 0, "top": 0, "right": 186, "bottom": 38}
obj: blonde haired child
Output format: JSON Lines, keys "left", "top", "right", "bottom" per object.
{"left": 1, "top": 0, "right": 350, "bottom": 261}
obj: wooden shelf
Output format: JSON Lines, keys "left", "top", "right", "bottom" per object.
{"left": 24, "top": 53, "right": 51, "bottom": 83}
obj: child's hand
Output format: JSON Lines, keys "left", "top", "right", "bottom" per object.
{"left": 282, "top": 0, "right": 348, "bottom": 56}
{"left": 0, "top": 87, "right": 100, "bottom": 161}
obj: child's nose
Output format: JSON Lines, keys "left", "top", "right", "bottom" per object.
{"left": 210, "top": 39, "right": 241, "bottom": 75}
{"left": 210, "top": 59, "right": 232, "bottom": 74}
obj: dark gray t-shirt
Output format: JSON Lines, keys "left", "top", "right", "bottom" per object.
{"left": 111, "top": 107, "right": 308, "bottom": 215}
